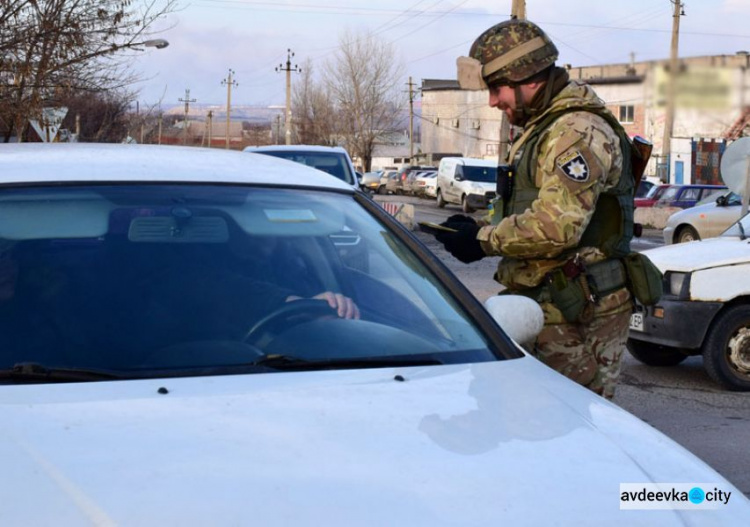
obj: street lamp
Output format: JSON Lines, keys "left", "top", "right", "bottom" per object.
{"left": 131, "top": 39, "right": 170, "bottom": 50}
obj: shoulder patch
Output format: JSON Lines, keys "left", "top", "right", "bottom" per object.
{"left": 556, "top": 151, "right": 590, "bottom": 182}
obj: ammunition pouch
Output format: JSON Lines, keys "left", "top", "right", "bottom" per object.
{"left": 622, "top": 252, "right": 663, "bottom": 306}
{"left": 515, "top": 259, "right": 629, "bottom": 323}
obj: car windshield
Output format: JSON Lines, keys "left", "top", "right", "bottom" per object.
{"left": 0, "top": 184, "right": 502, "bottom": 380}
{"left": 462, "top": 166, "right": 497, "bottom": 183}
{"left": 254, "top": 151, "right": 355, "bottom": 185}
{"left": 658, "top": 186, "right": 680, "bottom": 201}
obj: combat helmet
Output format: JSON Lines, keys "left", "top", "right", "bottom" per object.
{"left": 458, "top": 19, "right": 558, "bottom": 89}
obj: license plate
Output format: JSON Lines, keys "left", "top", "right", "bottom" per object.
{"left": 629, "top": 313, "right": 644, "bottom": 332}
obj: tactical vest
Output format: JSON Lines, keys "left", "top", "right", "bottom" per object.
{"left": 499, "top": 106, "right": 635, "bottom": 259}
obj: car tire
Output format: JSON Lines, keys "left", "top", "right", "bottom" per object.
{"left": 436, "top": 190, "right": 446, "bottom": 208}
{"left": 462, "top": 195, "right": 474, "bottom": 214}
{"left": 378, "top": 185, "right": 387, "bottom": 195}
{"left": 702, "top": 305, "right": 750, "bottom": 391}
{"left": 676, "top": 226, "right": 700, "bottom": 244}
{"left": 626, "top": 339, "right": 689, "bottom": 366}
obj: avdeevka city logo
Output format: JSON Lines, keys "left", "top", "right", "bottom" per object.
{"left": 689, "top": 487, "right": 706, "bottom": 504}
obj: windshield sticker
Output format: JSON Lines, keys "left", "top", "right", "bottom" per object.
{"left": 264, "top": 209, "right": 318, "bottom": 223}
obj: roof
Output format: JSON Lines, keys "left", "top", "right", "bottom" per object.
{"left": 244, "top": 145, "right": 349, "bottom": 154}
{"left": 0, "top": 144, "right": 353, "bottom": 191}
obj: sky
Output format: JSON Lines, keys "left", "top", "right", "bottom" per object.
{"left": 134, "top": 0, "right": 750, "bottom": 109}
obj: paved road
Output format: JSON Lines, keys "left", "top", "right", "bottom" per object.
{"left": 376, "top": 193, "right": 750, "bottom": 497}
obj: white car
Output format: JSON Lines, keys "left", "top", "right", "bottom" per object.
{"left": 436, "top": 157, "right": 497, "bottom": 212}
{"left": 1, "top": 144, "right": 748, "bottom": 524}
{"left": 629, "top": 211, "right": 750, "bottom": 391}
{"left": 243, "top": 144, "right": 358, "bottom": 188}
{"left": 414, "top": 170, "right": 438, "bottom": 198}
{"left": 663, "top": 192, "right": 743, "bottom": 244}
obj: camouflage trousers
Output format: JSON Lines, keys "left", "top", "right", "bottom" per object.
{"left": 532, "top": 288, "right": 632, "bottom": 400}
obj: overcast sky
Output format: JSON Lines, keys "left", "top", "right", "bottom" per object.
{"left": 134, "top": 0, "right": 750, "bottom": 109}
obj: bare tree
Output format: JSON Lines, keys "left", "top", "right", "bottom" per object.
{"left": 292, "top": 58, "right": 340, "bottom": 146}
{"left": 0, "top": 0, "right": 177, "bottom": 142}
{"left": 323, "top": 30, "right": 405, "bottom": 172}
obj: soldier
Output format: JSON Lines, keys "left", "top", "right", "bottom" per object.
{"left": 435, "top": 19, "right": 636, "bottom": 399}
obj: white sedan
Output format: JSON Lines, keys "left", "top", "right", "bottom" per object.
{"left": 1, "top": 144, "right": 748, "bottom": 525}
{"left": 663, "top": 192, "right": 743, "bottom": 244}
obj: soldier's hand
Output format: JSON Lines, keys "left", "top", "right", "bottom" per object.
{"left": 435, "top": 222, "right": 485, "bottom": 264}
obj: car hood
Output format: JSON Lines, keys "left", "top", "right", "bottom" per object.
{"left": 643, "top": 236, "right": 750, "bottom": 272}
{"left": 2, "top": 359, "right": 747, "bottom": 525}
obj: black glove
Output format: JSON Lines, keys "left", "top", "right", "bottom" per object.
{"left": 445, "top": 214, "right": 477, "bottom": 225}
{"left": 435, "top": 222, "right": 485, "bottom": 263}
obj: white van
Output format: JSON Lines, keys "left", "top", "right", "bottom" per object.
{"left": 436, "top": 157, "right": 498, "bottom": 213}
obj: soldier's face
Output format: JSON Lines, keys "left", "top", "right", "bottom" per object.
{"left": 488, "top": 84, "right": 520, "bottom": 124}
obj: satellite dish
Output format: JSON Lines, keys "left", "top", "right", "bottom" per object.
{"left": 720, "top": 137, "right": 750, "bottom": 197}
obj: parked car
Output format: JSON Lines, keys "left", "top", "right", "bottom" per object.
{"left": 383, "top": 170, "right": 400, "bottom": 194}
{"left": 663, "top": 191, "right": 743, "bottom": 244}
{"left": 436, "top": 157, "right": 497, "bottom": 212}
{"left": 414, "top": 170, "right": 438, "bottom": 198}
{"left": 635, "top": 179, "right": 656, "bottom": 198}
{"left": 628, "top": 210, "right": 750, "bottom": 391}
{"left": 397, "top": 165, "right": 437, "bottom": 195}
{"left": 243, "top": 144, "right": 358, "bottom": 188}
{"left": 4, "top": 143, "right": 749, "bottom": 523}
{"left": 360, "top": 170, "right": 382, "bottom": 193}
{"left": 635, "top": 184, "right": 675, "bottom": 208}
{"left": 654, "top": 184, "right": 727, "bottom": 209}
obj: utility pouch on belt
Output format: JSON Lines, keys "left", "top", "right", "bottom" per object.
{"left": 622, "top": 252, "right": 663, "bottom": 305}
{"left": 546, "top": 268, "right": 587, "bottom": 323}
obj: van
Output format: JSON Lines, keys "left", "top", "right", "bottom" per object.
{"left": 436, "top": 157, "right": 497, "bottom": 213}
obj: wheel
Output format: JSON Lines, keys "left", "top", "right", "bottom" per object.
{"left": 626, "top": 338, "right": 689, "bottom": 366}
{"left": 436, "top": 190, "right": 446, "bottom": 208}
{"left": 702, "top": 305, "right": 750, "bottom": 391}
{"left": 676, "top": 225, "right": 700, "bottom": 244}
{"left": 377, "top": 185, "right": 387, "bottom": 195}
{"left": 244, "top": 299, "right": 336, "bottom": 346}
{"left": 461, "top": 195, "right": 474, "bottom": 214}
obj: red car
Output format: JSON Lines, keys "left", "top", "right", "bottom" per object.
{"left": 634, "top": 184, "right": 674, "bottom": 208}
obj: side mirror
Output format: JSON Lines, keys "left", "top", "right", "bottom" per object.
{"left": 716, "top": 195, "right": 728, "bottom": 207}
{"left": 483, "top": 295, "right": 544, "bottom": 346}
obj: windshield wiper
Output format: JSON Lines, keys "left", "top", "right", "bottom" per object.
{"left": 0, "top": 363, "right": 123, "bottom": 383}
{"left": 738, "top": 220, "right": 747, "bottom": 241}
{"left": 250, "top": 354, "right": 443, "bottom": 371}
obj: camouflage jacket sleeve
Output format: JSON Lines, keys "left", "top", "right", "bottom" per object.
{"left": 478, "top": 111, "right": 623, "bottom": 259}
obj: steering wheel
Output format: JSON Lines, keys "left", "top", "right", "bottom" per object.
{"left": 243, "top": 299, "right": 337, "bottom": 345}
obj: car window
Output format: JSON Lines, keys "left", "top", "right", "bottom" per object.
{"left": 0, "top": 184, "right": 502, "bottom": 379}
{"left": 462, "top": 166, "right": 497, "bottom": 183}
{"left": 681, "top": 188, "right": 701, "bottom": 201}
{"left": 253, "top": 150, "right": 355, "bottom": 185}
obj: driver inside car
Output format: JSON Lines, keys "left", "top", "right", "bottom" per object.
{"left": 141, "top": 242, "right": 359, "bottom": 351}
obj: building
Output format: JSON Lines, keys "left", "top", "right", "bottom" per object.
{"left": 419, "top": 53, "right": 750, "bottom": 185}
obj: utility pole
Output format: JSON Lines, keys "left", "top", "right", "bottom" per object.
{"left": 178, "top": 89, "right": 196, "bottom": 146}
{"left": 157, "top": 113, "right": 163, "bottom": 145}
{"left": 407, "top": 77, "right": 416, "bottom": 162}
{"left": 222, "top": 69, "right": 238, "bottom": 150}
{"left": 511, "top": 0, "right": 526, "bottom": 19}
{"left": 662, "top": 0, "right": 685, "bottom": 182}
{"left": 498, "top": 1, "right": 527, "bottom": 161}
{"left": 207, "top": 110, "right": 213, "bottom": 148}
{"left": 276, "top": 49, "right": 301, "bottom": 145}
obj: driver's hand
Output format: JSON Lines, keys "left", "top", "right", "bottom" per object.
{"left": 312, "top": 292, "right": 360, "bottom": 320}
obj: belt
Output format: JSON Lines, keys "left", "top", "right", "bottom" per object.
{"left": 514, "top": 258, "right": 628, "bottom": 303}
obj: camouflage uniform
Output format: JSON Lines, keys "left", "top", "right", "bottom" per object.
{"left": 476, "top": 81, "right": 633, "bottom": 399}
{"left": 454, "top": 20, "right": 635, "bottom": 399}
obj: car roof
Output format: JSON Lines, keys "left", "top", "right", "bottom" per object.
{"left": 0, "top": 144, "right": 353, "bottom": 191}
{"left": 243, "top": 144, "right": 349, "bottom": 155}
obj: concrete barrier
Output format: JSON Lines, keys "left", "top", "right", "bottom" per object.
{"left": 635, "top": 206, "right": 681, "bottom": 230}
{"left": 377, "top": 201, "right": 415, "bottom": 230}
